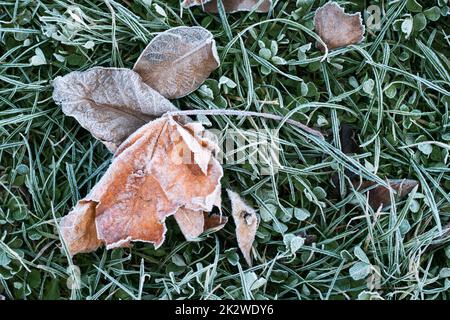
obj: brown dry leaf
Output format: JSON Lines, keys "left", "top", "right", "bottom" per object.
{"left": 133, "top": 27, "right": 220, "bottom": 99}
{"left": 174, "top": 208, "right": 228, "bottom": 240}
{"left": 314, "top": 2, "right": 365, "bottom": 51}
{"left": 353, "top": 179, "right": 419, "bottom": 210}
{"left": 60, "top": 115, "right": 223, "bottom": 256}
{"left": 182, "top": 0, "right": 271, "bottom": 13}
{"left": 227, "top": 189, "right": 259, "bottom": 266}
{"left": 52, "top": 67, "right": 178, "bottom": 152}
{"left": 203, "top": 212, "right": 228, "bottom": 231}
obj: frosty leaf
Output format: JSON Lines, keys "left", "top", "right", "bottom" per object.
{"left": 227, "top": 190, "right": 259, "bottom": 266}
{"left": 174, "top": 208, "right": 205, "bottom": 241}
{"left": 354, "top": 179, "right": 419, "bottom": 210}
{"left": 203, "top": 212, "right": 228, "bottom": 231}
{"left": 182, "top": 0, "right": 272, "bottom": 13}
{"left": 60, "top": 116, "right": 223, "bottom": 256}
{"left": 59, "top": 201, "right": 102, "bottom": 255}
{"left": 314, "top": 2, "right": 365, "bottom": 51}
{"left": 52, "top": 67, "right": 178, "bottom": 152}
{"left": 133, "top": 27, "right": 220, "bottom": 99}
{"left": 174, "top": 208, "right": 228, "bottom": 240}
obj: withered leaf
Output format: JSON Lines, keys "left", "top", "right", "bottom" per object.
{"left": 353, "top": 179, "right": 419, "bottom": 210}
{"left": 227, "top": 190, "right": 259, "bottom": 266}
{"left": 174, "top": 208, "right": 228, "bottom": 240}
{"left": 314, "top": 2, "right": 365, "bottom": 51}
{"left": 182, "top": 0, "right": 272, "bottom": 13}
{"left": 52, "top": 67, "right": 178, "bottom": 152}
{"left": 60, "top": 115, "right": 223, "bottom": 256}
{"left": 340, "top": 124, "right": 360, "bottom": 155}
{"left": 133, "top": 27, "right": 220, "bottom": 99}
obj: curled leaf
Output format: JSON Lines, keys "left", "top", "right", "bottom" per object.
{"left": 182, "top": 0, "right": 272, "bottom": 13}
{"left": 52, "top": 67, "right": 178, "bottom": 152}
{"left": 353, "top": 179, "right": 419, "bottom": 210}
{"left": 133, "top": 27, "right": 220, "bottom": 99}
{"left": 227, "top": 189, "right": 259, "bottom": 266}
{"left": 60, "top": 115, "right": 223, "bottom": 256}
{"left": 314, "top": 2, "right": 365, "bottom": 51}
{"left": 174, "top": 208, "right": 228, "bottom": 240}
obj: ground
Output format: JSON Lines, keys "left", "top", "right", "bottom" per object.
{"left": 0, "top": 0, "right": 449, "bottom": 300}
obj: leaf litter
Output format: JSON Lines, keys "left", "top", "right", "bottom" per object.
{"left": 53, "top": 13, "right": 415, "bottom": 264}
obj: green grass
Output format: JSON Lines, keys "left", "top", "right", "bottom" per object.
{"left": 1, "top": 0, "right": 450, "bottom": 300}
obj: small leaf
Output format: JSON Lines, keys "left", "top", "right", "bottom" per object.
{"left": 52, "top": 68, "right": 179, "bottom": 152}
{"left": 424, "top": 6, "right": 441, "bottom": 21}
{"left": 227, "top": 190, "right": 260, "bottom": 266}
{"left": 259, "top": 48, "right": 272, "bottom": 60}
{"left": 83, "top": 40, "right": 95, "bottom": 50}
{"left": 362, "top": 79, "right": 375, "bottom": 95}
{"left": 244, "top": 272, "right": 266, "bottom": 291}
{"left": 406, "top": 0, "right": 422, "bottom": 13}
{"left": 314, "top": 2, "right": 365, "bottom": 51}
{"left": 292, "top": 208, "right": 310, "bottom": 221}
{"left": 401, "top": 17, "right": 414, "bottom": 38}
{"left": 290, "top": 236, "right": 305, "bottom": 254}
{"left": 413, "top": 13, "right": 427, "bottom": 32}
{"left": 153, "top": 3, "right": 166, "bottom": 17}
{"left": 218, "top": 76, "right": 237, "bottom": 89}
{"left": 133, "top": 26, "right": 220, "bottom": 99}
{"left": 418, "top": 143, "right": 433, "bottom": 156}
{"left": 30, "top": 48, "right": 46, "bottom": 66}
{"left": 349, "top": 262, "right": 371, "bottom": 280}
{"left": 354, "top": 246, "right": 370, "bottom": 264}
{"left": 260, "top": 204, "right": 276, "bottom": 222}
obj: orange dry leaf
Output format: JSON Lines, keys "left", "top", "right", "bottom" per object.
{"left": 314, "top": 2, "right": 365, "bottom": 51}
{"left": 227, "top": 190, "right": 259, "bottom": 266}
{"left": 60, "top": 115, "right": 223, "bottom": 256}
{"left": 182, "top": 0, "right": 271, "bottom": 13}
{"left": 174, "top": 208, "right": 228, "bottom": 240}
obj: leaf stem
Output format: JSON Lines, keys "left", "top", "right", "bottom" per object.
{"left": 167, "top": 109, "right": 324, "bottom": 138}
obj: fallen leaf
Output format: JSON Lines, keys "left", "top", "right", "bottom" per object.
{"left": 353, "top": 179, "right": 419, "bottom": 210}
{"left": 340, "top": 124, "right": 359, "bottom": 155}
{"left": 174, "top": 208, "right": 205, "bottom": 241}
{"left": 174, "top": 208, "right": 228, "bottom": 240}
{"left": 133, "top": 26, "right": 220, "bottom": 99}
{"left": 182, "top": 0, "right": 272, "bottom": 13}
{"left": 427, "top": 223, "right": 450, "bottom": 252}
{"left": 331, "top": 125, "right": 359, "bottom": 195}
{"left": 60, "top": 201, "right": 102, "bottom": 255}
{"left": 60, "top": 115, "right": 223, "bottom": 256}
{"left": 314, "top": 2, "right": 365, "bottom": 51}
{"left": 52, "top": 67, "right": 178, "bottom": 152}
{"left": 227, "top": 189, "right": 259, "bottom": 266}
{"left": 203, "top": 211, "right": 228, "bottom": 231}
